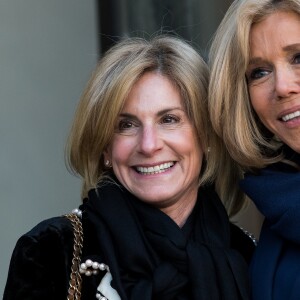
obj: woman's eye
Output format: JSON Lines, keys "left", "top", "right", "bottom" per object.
{"left": 293, "top": 53, "right": 300, "bottom": 64}
{"left": 247, "top": 68, "right": 270, "bottom": 81}
{"left": 161, "top": 114, "right": 180, "bottom": 124}
{"left": 118, "top": 120, "right": 135, "bottom": 131}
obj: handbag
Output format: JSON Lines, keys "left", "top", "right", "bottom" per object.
{"left": 64, "top": 213, "right": 84, "bottom": 300}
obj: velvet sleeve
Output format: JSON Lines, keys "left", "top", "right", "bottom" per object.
{"left": 3, "top": 217, "right": 74, "bottom": 300}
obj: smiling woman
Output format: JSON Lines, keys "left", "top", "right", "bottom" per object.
{"left": 4, "top": 35, "right": 254, "bottom": 300}
{"left": 247, "top": 10, "right": 300, "bottom": 153}
{"left": 106, "top": 72, "right": 203, "bottom": 226}
{"left": 209, "top": 0, "right": 300, "bottom": 299}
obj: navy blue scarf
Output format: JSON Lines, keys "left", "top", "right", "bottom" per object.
{"left": 240, "top": 148, "right": 300, "bottom": 300}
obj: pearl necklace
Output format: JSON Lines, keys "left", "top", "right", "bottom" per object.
{"left": 72, "top": 208, "right": 83, "bottom": 218}
{"left": 79, "top": 259, "right": 109, "bottom": 276}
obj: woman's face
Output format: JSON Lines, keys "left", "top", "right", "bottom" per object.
{"left": 247, "top": 10, "right": 300, "bottom": 153}
{"left": 106, "top": 72, "right": 203, "bottom": 211}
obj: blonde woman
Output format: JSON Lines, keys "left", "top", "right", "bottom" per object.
{"left": 4, "top": 35, "right": 253, "bottom": 299}
{"left": 209, "top": 0, "right": 300, "bottom": 299}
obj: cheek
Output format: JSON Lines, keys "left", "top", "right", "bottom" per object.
{"left": 110, "top": 137, "right": 135, "bottom": 163}
{"left": 183, "top": 133, "right": 203, "bottom": 165}
{"left": 193, "top": 146, "right": 204, "bottom": 170}
{"left": 249, "top": 80, "right": 274, "bottom": 114}
{"left": 249, "top": 86, "right": 259, "bottom": 106}
{"left": 249, "top": 87, "right": 266, "bottom": 115}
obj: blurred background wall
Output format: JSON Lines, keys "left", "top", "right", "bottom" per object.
{"left": 0, "top": 0, "right": 262, "bottom": 296}
{"left": 0, "top": 0, "right": 98, "bottom": 296}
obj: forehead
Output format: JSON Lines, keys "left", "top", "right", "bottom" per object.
{"left": 251, "top": 10, "right": 300, "bottom": 40}
{"left": 122, "top": 72, "right": 183, "bottom": 112}
{"left": 249, "top": 10, "right": 300, "bottom": 56}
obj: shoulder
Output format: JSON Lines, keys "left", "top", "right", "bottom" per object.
{"left": 11, "top": 215, "right": 75, "bottom": 268}
{"left": 4, "top": 216, "right": 75, "bottom": 299}
{"left": 26, "top": 216, "right": 73, "bottom": 236}
{"left": 16, "top": 216, "right": 74, "bottom": 249}
{"left": 14, "top": 215, "right": 76, "bottom": 265}
{"left": 230, "top": 223, "right": 257, "bottom": 264}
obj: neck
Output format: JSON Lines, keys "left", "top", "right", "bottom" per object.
{"left": 160, "top": 194, "right": 197, "bottom": 228}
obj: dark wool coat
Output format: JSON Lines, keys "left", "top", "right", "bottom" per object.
{"left": 3, "top": 217, "right": 255, "bottom": 300}
{"left": 4, "top": 184, "right": 255, "bottom": 300}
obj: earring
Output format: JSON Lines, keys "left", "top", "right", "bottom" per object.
{"left": 105, "top": 159, "right": 111, "bottom": 167}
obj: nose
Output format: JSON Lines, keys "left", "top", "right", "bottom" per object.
{"left": 275, "top": 67, "right": 300, "bottom": 99}
{"left": 138, "top": 125, "right": 162, "bottom": 156}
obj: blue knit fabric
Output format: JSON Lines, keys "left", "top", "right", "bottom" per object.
{"left": 240, "top": 151, "right": 300, "bottom": 300}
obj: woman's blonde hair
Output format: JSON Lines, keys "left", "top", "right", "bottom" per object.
{"left": 209, "top": 0, "right": 300, "bottom": 170}
{"left": 66, "top": 35, "right": 245, "bottom": 217}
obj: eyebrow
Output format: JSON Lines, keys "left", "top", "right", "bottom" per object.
{"left": 248, "top": 43, "right": 300, "bottom": 66}
{"left": 283, "top": 43, "right": 300, "bottom": 52}
{"left": 248, "top": 57, "right": 264, "bottom": 66}
{"left": 119, "top": 107, "right": 184, "bottom": 118}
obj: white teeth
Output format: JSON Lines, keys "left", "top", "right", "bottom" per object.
{"left": 136, "top": 162, "right": 174, "bottom": 175}
{"left": 282, "top": 110, "right": 300, "bottom": 121}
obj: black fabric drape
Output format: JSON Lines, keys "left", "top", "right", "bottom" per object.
{"left": 82, "top": 181, "right": 250, "bottom": 299}
{"left": 3, "top": 181, "right": 253, "bottom": 299}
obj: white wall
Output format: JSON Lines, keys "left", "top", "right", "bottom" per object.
{"left": 0, "top": 1, "right": 98, "bottom": 296}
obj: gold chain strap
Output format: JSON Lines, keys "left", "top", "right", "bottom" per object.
{"left": 64, "top": 213, "right": 84, "bottom": 300}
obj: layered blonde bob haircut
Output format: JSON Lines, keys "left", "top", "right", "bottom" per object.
{"left": 209, "top": 0, "right": 300, "bottom": 170}
{"left": 66, "top": 35, "right": 244, "bottom": 217}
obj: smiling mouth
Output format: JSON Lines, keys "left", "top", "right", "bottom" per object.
{"left": 281, "top": 110, "right": 300, "bottom": 122}
{"left": 135, "top": 162, "right": 175, "bottom": 175}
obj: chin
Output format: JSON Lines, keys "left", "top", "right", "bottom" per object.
{"left": 287, "top": 142, "right": 300, "bottom": 154}
{"left": 293, "top": 146, "right": 300, "bottom": 154}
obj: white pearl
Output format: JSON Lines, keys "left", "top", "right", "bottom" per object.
{"left": 72, "top": 208, "right": 79, "bottom": 214}
{"left": 85, "top": 259, "right": 93, "bottom": 267}
{"left": 80, "top": 263, "right": 87, "bottom": 270}
{"left": 93, "top": 270, "right": 99, "bottom": 275}
{"left": 96, "top": 293, "right": 101, "bottom": 299}
{"left": 85, "top": 270, "right": 92, "bottom": 276}
{"left": 99, "top": 263, "right": 106, "bottom": 271}
{"left": 71, "top": 208, "right": 82, "bottom": 218}
{"left": 92, "top": 262, "right": 99, "bottom": 269}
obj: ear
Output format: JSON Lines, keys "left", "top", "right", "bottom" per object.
{"left": 103, "top": 148, "right": 112, "bottom": 168}
{"left": 103, "top": 148, "right": 111, "bottom": 162}
{"left": 104, "top": 144, "right": 113, "bottom": 161}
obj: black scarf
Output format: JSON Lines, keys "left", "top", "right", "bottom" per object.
{"left": 81, "top": 182, "right": 249, "bottom": 300}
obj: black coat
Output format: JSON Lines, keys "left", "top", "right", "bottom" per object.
{"left": 3, "top": 214, "right": 255, "bottom": 300}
